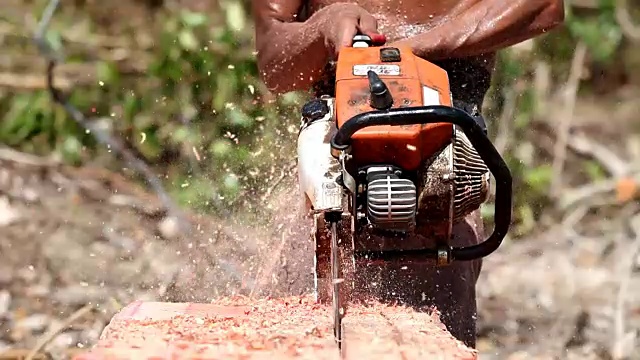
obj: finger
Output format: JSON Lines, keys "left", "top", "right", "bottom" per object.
{"left": 357, "top": 13, "right": 378, "bottom": 35}
{"left": 357, "top": 14, "right": 386, "bottom": 45}
{"left": 337, "top": 18, "right": 360, "bottom": 49}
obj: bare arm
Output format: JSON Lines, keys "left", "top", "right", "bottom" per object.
{"left": 252, "top": 1, "right": 382, "bottom": 95}
{"left": 390, "top": 0, "right": 564, "bottom": 60}
{"left": 252, "top": 1, "right": 330, "bottom": 95}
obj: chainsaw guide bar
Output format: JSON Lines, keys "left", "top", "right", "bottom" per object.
{"left": 330, "top": 220, "right": 344, "bottom": 349}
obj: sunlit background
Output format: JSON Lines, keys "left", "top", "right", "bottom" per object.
{"left": 1, "top": 0, "right": 640, "bottom": 359}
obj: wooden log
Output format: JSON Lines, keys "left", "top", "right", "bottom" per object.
{"left": 73, "top": 296, "right": 477, "bottom": 360}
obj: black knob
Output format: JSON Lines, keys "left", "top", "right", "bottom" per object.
{"left": 367, "top": 71, "right": 394, "bottom": 110}
{"left": 301, "top": 99, "right": 329, "bottom": 123}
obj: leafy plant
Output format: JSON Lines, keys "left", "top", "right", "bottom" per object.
{"left": 2, "top": 0, "right": 638, "bottom": 236}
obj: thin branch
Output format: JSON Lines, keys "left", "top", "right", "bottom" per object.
{"left": 25, "top": 303, "right": 94, "bottom": 360}
{"left": 550, "top": 42, "right": 588, "bottom": 197}
{"left": 32, "top": 0, "right": 190, "bottom": 233}
{"left": 615, "top": 0, "right": 640, "bottom": 42}
{"left": 567, "top": 132, "right": 630, "bottom": 178}
{"left": 494, "top": 83, "right": 519, "bottom": 154}
{"left": 533, "top": 61, "right": 551, "bottom": 119}
{"left": 561, "top": 204, "right": 589, "bottom": 230}
{"left": 0, "top": 71, "right": 78, "bottom": 91}
{"left": 32, "top": 0, "right": 62, "bottom": 63}
{"left": 559, "top": 177, "right": 620, "bottom": 211}
{"left": 0, "top": 147, "right": 59, "bottom": 167}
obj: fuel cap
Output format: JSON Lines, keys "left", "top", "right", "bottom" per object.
{"left": 301, "top": 99, "right": 329, "bottom": 123}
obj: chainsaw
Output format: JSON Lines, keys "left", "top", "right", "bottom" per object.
{"left": 296, "top": 34, "right": 513, "bottom": 350}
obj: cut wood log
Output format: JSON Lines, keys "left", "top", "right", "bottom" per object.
{"left": 73, "top": 296, "right": 477, "bottom": 360}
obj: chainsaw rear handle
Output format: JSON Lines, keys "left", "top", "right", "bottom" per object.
{"left": 330, "top": 105, "right": 512, "bottom": 262}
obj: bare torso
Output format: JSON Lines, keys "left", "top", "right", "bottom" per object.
{"left": 302, "top": 0, "right": 495, "bottom": 105}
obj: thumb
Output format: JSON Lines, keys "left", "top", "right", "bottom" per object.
{"left": 357, "top": 13, "right": 378, "bottom": 35}
{"left": 357, "top": 15, "right": 385, "bottom": 45}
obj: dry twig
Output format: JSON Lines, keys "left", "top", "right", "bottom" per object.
{"left": 550, "top": 42, "right": 588, "bottom": 197}
{"left": 32, "top": 0, "right": 190, "bottom": 234}
{"left": 25, "top": 304, "right": 94, "bottom": 360}
{"left": 567, "top": 132, "right": 630, "bottom": 178}
{"left": 0, "top": 72, "right": 78, "bottom": 91}
{"left": 0, "top": 147, "right": 59, "bottom": 167}
{"left": 533, "top": 61, "right": 551, "bottom": 119}
{"left": 494, "top": 83, "right": 519, "bottom": 154}
{"left": 559, "top": 176, "right": 629, "bottom": 211}
{"left": 615, "top": 0, "right": 640, "bottom": 42}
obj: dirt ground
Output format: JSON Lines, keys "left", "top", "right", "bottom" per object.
{"left": 0, "top": 149, "right": 316, "bottom": 359}
{"left": 1, "top": 135, "right": 640, "bottom": 360}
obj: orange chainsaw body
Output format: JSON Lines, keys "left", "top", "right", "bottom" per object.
{"left": 335, "top": 45, "right": 454, "bottom": 171}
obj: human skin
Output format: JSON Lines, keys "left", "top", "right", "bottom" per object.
{"left": 250, "top": 0, "right": 564, "bottom": 348}
{"left": 251, "top": 0, "right": 564, "bottom": 95}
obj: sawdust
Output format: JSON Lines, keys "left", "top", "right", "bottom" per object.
{"left": 0, "top": 156, "right": 312, "bottom": 355}
{"left": 77, "top": 296, "right": 478, "bottom": 360}
{"left": 3, "top": 107, "right": 640, "bottom": 359}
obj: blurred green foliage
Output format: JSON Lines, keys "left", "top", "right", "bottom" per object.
{"left": 1, "top": 1, "right": 306, "bottom": 217}
{"left": 1, "top": 0, "right": 639, "bottom": 237}
{"left": 478, "top": 0, "right": 638, "bottom": 236}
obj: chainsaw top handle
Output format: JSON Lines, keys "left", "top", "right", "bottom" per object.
{"left": 330, "top": 102, "right": 513, "bottom": 262}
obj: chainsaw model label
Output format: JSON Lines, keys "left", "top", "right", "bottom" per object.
{"left": 352, "top": 64, "right": 401, "bottom": 76}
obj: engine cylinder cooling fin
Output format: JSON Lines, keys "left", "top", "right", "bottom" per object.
{"left": 452, "top": 126, "right": 490, "bottom": 221}
{"left": 365, "top": 166, "right": 417, "bottom": 232}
